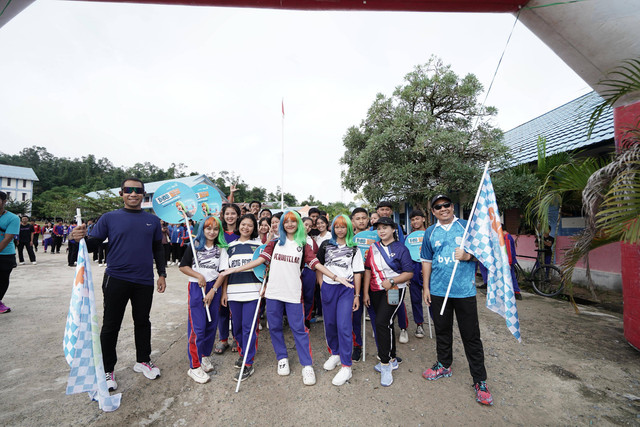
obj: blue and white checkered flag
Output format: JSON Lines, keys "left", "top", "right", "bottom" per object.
{"left": 463, "top": 171, "right": 522, "bottom": 342}
{"left": 63, "top": 238, "right": 121, "bottom": 411}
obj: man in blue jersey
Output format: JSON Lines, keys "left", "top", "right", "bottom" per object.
{"left": 71, "top": 178, "right": 167, "bottom": 392}
{"left": 420, "top": 194, "right": 492, "bottom": 406}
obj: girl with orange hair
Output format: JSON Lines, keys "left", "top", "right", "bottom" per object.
{"left": 315, "top": 214, "right": 364, "bottom": 386}
{"left": 221, "top": 210, "right": 346, "bottom": 386}
{"left": 179, "top": 216, "right": 229, "bottom": 384}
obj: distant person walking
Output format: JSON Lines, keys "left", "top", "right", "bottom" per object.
{"left": 17, "top": 216, "right": 36, "bottom": 265}
{"left": 52, "top": 219, "right": 64, "bottom": 254}
{"left": 70, "top": 178, "right": 167, "bottom": 392}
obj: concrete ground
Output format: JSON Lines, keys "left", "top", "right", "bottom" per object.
{"left": 1, "top": 247, "right": 640, "bottom": 426}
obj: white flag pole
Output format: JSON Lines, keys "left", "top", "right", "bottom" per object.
{"left": 235, "top": 270, "right": 268, "bottom": 393}
{"left": 280, "top": 98, "right": 285, "bottom": 211}
{"left": 75, "top": 208, "right": 83, "bottom": 228}
{"left": 181, "top": 211, "right": 212, "bottom": 322}
{"left": 362, "top": 306, "right": 366, "bottom": 362}
{"left": 439, "top": 161, "right": 490, "bottom": 315}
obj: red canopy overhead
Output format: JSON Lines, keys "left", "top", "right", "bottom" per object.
{"left": 77, "top": 0, "right": 527, "bottom": 13}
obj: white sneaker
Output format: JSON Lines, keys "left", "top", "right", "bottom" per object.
{"left": 201, "top": 356, "right": 214, "bottom": 373}
{"left": 323, "top": 355, "right": 341, "bottom": 371}
{"left": 19, "top": 262, "right": 25, "bottom": 265}
{"left": 332, "top": 366, "right": 352, "bottom": 386}
{"left": 32, "top": 261, "right": 37, "bottom": 265}
{"left": 277, "top": 358, "right": 290, "bottom": 376}
{"left": 258, "top": 322, "right": 262, "bottom": 331}
{"left": 187, "top": 367, "right": 210, "bottom": 384}
{"left": 302, "top": 366, "right": 316, "bottom": 386}
{"left": 105, "top": 371, "right": 117, "bottom": 391}
{"left": 399, "top": 329, "right": 409, "bottom": 344}
{"left": 133, "top": 361, "right": 161, "bottom": 379}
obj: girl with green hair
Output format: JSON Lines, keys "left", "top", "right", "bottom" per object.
{"left": 221, "top": 210, "right": 345, "bottom": 386}
{"left": 315, "top": 214, "right": 364, "bottom": 386}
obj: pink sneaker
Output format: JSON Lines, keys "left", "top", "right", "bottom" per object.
{"left": 474, "top": 381, "right": 493, "bottom": 405}
{"left": 422, "top": 361, "right": 452, "bottom": 380}
{"left": 0, "top": 301, "right": 10, "bottom": 314}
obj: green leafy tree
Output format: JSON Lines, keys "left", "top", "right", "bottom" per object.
{"left": 341, "top": 56, "right": 508, "bottom": 209}
{"left": 5, "top": 199, "right": 31, "bottom": 216}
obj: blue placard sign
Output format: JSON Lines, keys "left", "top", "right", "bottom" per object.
{"left": 354, "top": 230, "right": 381, "bottom": 262}
{"left": 192, "top": 184, "right": 223, "bottom": 219}
{"left": 152, "top": 182, "right": 199, "bottom": 224}
{"left": 405, "top": 230, "right": 425, "bottom": 262}
{"left": 251, "top": 244, "right": 267, "bottom": 282}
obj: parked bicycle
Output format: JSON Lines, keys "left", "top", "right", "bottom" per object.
{"left": 514, "top": 249, "right": 565, "bottom": 297}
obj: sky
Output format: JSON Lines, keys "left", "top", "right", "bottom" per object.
{"left": 0, "top": 1, "right": 592, "bottom": 204}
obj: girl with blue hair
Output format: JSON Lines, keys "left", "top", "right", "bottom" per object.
{"left": 221, "top": 210, "right": 346, "bottom": 386}
{"left": 179, "top": 216, "right": 229, "bottom": 384}
{"left": 314, "top": 214, "right": 364, "bottom": 386}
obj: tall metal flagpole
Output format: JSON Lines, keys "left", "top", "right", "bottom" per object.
{"left": 439, "top": 161, "right": 490, "bottom": 315}
{"left": 281, "top": 98, "right": 285, "bottom": 211}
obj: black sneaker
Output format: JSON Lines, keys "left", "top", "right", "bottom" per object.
{"left": 234, "top": 357, "right": 243, "bottom": 369}
{"left": 515, "top": 293, "right": 523, "bottom": 300}
{"left": 352, "top": 346, "right": 362, "bottom": 362}
{"left": 234, "top": 365, "right": 254, "bottom": 382}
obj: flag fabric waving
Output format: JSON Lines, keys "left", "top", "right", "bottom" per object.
{"left": 463, "top": 171, "right": 522, "bottom": 342}
{"left": 63, "top": 238, "right": 121, "bottom": 411}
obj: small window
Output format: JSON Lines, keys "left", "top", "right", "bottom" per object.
{"left": 23, "top": 179, "right": 27, "bottom": 187}
{"left": 22, "top": 193, "right": 27, "bottom": 201}
{"left": 7, "top": 178, "right": 11, "bottom": 186}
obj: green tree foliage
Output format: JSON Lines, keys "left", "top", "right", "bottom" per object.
{"left": 341, "top": 56, "right": 508, "bottom": 208}
{"left": 318, "top": 201, "right": 357, "bottom": 220}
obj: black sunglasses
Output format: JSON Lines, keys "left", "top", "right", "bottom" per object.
{"left": 122, "top": 186, "right": 144, "bottom": 194}
{"left": 433, "top": 202, "right": 452, "bottom": 210}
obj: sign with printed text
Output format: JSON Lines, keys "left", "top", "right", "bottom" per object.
{"left": 405, "top": 231, "right": 425, "bottom": 262}
{"left": 192, "top": 184, "right": 223, "bottom": 219}
{"left": 354, "top": 230, "right": 381, "bottom": 262}
{"left": 251, "top": 244, "right": 267, "bottom": 281}
{"left": 152, "top": 182, "right": 200, "bottom": 224}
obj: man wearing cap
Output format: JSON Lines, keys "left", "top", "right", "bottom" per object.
{"left": 420, "top": 194, "right": 493, "bottom": 406}
{"left": 376, "top": 201, "right": 410, "bottom": 344}
{"left": 0, "top": 191, "right": 20, "bottom": 314}
{"left": 70, "top": 178, "right": 167, "bottom": 392}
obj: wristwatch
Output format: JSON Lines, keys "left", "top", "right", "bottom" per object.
{"left": 389, "top": 278, "right": 395, "bottom": 286}
{"left": 159, "top": 272, "right": 167, "bottom": 278}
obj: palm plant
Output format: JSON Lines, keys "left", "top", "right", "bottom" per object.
{"left": 561, "top": 58, "right": 640, "bottom": 307}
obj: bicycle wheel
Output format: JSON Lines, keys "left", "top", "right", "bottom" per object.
{"left": 531, "top": 264, "right": 565, "bottom": 297}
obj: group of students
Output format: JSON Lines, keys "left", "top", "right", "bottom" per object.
{"left": 176, "top": 195, "right": 494, "bottom": 406}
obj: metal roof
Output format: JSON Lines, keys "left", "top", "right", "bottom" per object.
{"left": 0, "top": 164, "right": 39, "bottom": 181}
{"left": 501, "top": 91, "right": 614, "bottom": 167}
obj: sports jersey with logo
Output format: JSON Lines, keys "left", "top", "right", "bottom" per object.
{"left": 364, "top": 241, "right": 413, "bottom": 291}
{"left": 220, "top": 238, "right": 262, "bottom": 302}
{"left": 260, "top": 238, "right": 318, "bottom": 304}
{"left": 420, "top": 217, "right": 476, "bottom": 298}
{"left": 316, "top": 241, "right": 364, "bottom": 284}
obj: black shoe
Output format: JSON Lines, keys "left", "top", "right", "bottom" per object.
{"left": 515, "top": 293, "right": 523, "bottom": 300}
{"left": 234, "top": 357, "right": 243, "bottom": 369}
{"left": 233, "top": 365, "right": 254, "bottom": 382}
{"left": 352, "top": 346, "right": 362, "bottom": 362}
{"left": 477, "top": 283, "right": 487, "bottom": 290}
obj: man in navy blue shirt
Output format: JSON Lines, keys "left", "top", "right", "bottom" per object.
{"left": 71, "top": 178, "right": 167, "bottom": 392}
